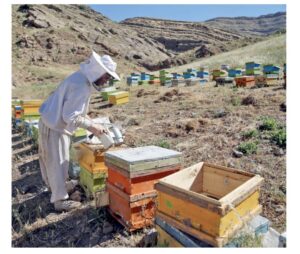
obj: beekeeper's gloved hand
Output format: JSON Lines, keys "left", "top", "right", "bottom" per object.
{"left": 87, "top": 123, "right": 108, "bottom": 137}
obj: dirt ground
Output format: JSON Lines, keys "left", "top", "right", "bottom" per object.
{"left": 12, "top": 81, "right": 286, "bottom": 247}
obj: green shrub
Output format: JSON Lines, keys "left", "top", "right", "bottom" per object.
{"left": 242, "top": 129, "right": 259, "bottom": 139}
{"left": 231, "top": 97, "right": 241, "bottom": 106}
{"left": 271, "top": 128, "right": 286, "bottom": 148}
{"left": 156, "top": 140, "right": 171, "bottom": 149}
{"left": 237, "top": 141, "right": 258, "bottom": 155}
{"left": 259, "top": 117, "right": 278, "bottom": 131}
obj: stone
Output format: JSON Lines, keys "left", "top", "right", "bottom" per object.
{"left": 70, "top": 190, "right": 81, "bottom": 202}
{"left": 102, "top": 221, "right": 113, "bottom": 234}
{"left": 233, "top": 149, "right": 243, "bottom": 158}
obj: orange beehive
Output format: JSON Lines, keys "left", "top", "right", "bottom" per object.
{"left": 235, "top": 76, "right": 255, "bottom": 87}
{"left": 107, "top": 182, "right": 157, "bottom": 231}
{"left": 105, "top": 146, "right": 182, "bottom": 194}
{"left": 106, "top": 162, "right": 180, "bottom": 195}
{"left": 105, "top": 146, "right": 182, "bottom": 231}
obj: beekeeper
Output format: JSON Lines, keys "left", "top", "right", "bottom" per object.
{"left": 38, "top": 51, "right": 120, "bottom": 212}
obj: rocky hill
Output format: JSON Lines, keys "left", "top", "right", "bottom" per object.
{"left": 205, "top": 12, "right": 286, "bottom": 36}
{"left": 12, "top": 4, "right": 286, "bottom": 90}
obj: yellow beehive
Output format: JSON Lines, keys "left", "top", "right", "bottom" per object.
{"left": 155, "top": 162, "right": 264, "bottom": 247}
{"left": 108, "top": 91, "right": 129, "bottom": 105}
{"left": 21, "top": 100, "right": 43, "bottom": 116}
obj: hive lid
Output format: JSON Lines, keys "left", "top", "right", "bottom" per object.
{"left": 105, "top": 145, "right": 182, "bottom": 172}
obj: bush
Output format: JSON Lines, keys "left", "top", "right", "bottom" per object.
{"left": 271, "top": 128, "right": 286, "bottom": 148}
{"left": 156, "top": 140, "right": 171, "bottom": 149}
{"left": 259, "top": 117, "right": 278, "bottom": 131}
{"left": 237, "top": 141, "right": 258, "bottom": 155}
{"left": 231, "top": 97, "right": 241, "bottom": 106}
{"left": 242, "top": 129, "right": 259, "bottom": 139}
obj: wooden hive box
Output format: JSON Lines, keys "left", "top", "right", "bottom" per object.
{"left": 107, "top": 182, "right": 157, "bottom": 231}
{"left": 155, "top": 162, "right": 264, "bottom": 247}
{"left": 235, "top": 76, "right": 255, "bottom": 87}
{"left": 21, "top": 100, "right": 43, "bottom": 116}
{"left": 79, "top": 166, "right": 107, "bottom": 195}
{"left": 77, "top": 143, "right": 108, "bottom": 174}
{"left": 105, "top": 146, "right": 182, "bottom": 195}
{"left": 108, "top": 91, "right": 129, "bottom": 105}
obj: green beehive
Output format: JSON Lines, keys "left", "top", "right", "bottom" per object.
{"left": 79, "top": 166, "right": 107, "bottom": 194}
{"left": 102, "top": 91, "right": 118, "bottom": 101}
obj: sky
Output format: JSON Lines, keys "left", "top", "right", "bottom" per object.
{"left": 90, "top": 4, "right": 286, "bottom": 23}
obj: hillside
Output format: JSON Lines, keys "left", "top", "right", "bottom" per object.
{"left": 161, "top": 34, "right": 286, "bottom": 74}
{"left": 206, "top": 12, "right": 286, "bottom": 36}
{"left": 12, "top": 4, "right": 285, "bottom": 95}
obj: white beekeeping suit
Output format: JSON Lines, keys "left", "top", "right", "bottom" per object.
{"left": 38, "top": 51, "right": 120, "bottom": 208}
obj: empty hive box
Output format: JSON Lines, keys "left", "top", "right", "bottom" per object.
{"left": 155, "top": 162, "right": 264, "bottom": 247}
{"left": 108, "top": 91, "right": 129, "bottom": 105}
{"left": 105, "top": 146, "right": 182, "bottom": 195}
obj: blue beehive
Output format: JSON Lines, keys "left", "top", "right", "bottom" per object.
{"left": 183, "top": 72, "right": 196, "bottom": 79}
{"left": 246, "top": 62, "right": 261, "bottom": 70}
{"left": 263, "top": 65, "right": 280, "bottom": 74}
{"left": 171, "top": 73, "right": 182, "bottom": 79}
{"left": 228, "top": 69, "right": 242, "bottom": 77}
{"left": 197, "top": 71, "right": 209, "bottom": 78}
{"left": 141, "top": 73, "right": 150, "bottom": 81}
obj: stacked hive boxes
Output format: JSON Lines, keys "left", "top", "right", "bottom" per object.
{"left": 155, "top": 162, "right": 264, "bottom": 247}
{"left": 263, "top": 64, "right": 281, "bottom": 79}
{"left": 159, "top": 70, "right": 172, "bottom": 86}
{"left": 104, "top": 146, "right": 182, "bottom": 231}
{"left": 101, "top": 86, "right": 117, "bottom": 101}
{"left": 245, "top": 62, "right": 261, "bottom": 76}
{"left": 212, "top": 69, "right": 228, "bottom": 81}
{"left": 197, "top": 68, "right": 209, "bottom": 80}
{"left": 78, "top": 143, "right": 109, "bottom": 203}
{"left": 108, "top": 91, "right": 129, "bottom": 105}
{"left": 20, "top": 100, "right": 42, "bottom": 120}
{"left": 235, "top": 76, "right": 255, "bottom": 87}
{"left": 228, "top": 69, "right": 242, "bottom": 77}
{"left": 127, "top": 73, "right": 140, "bottom": 86}
{"left": 149, "top": 75, "right": 160, "bottom": 85}
{"left": 13, "top": 105, "right": 23, "bottom": 125}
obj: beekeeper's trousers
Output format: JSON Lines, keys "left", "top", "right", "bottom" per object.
{"left": 38, "top": 119, "right": 71, "bottom": 203}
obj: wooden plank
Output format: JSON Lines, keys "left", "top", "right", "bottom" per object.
{"left": 105, "top": 146, "right": 182, "bottom": 165}
{"left": 202, "top": 170, "right": 245, "bottom": 199}
{"left": 219, "top": 191, "right": 262, "bottom": 237}
{"left": 220, "top": 175, "right": 263, "bottom": 207}
{"left": 156, "top": 224, "right": 184, "bottom": 247}
{"left": 156, "top": 211, "right": 223, "bottom": 247}
{"left": 106, "top": 160, "right": 181, "bottom": 178}
{"left": 157, "top": 190, "right": 222, "bottom": 235}
{"left": 106, "top": 182, "right": 157, "bottom": 202}
{"left": 156, "top": 215, "right": 210, "bottom": 247}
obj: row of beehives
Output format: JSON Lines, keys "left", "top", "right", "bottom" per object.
{"left": 75, "top": 144, "right": 267, "bottom": 247}
{"left": 126, "top": 62, "right": 286, "bottom": 88}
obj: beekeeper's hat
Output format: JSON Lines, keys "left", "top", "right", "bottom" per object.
{"left": 80, "top": 51, "right": 120, "bottom": 83}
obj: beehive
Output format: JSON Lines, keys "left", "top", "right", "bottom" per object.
{"left": 101, "top": 87, "right": 117, "bottom": 100}
{"left": 105, "top": 146, "right": 182, "bottom": 195}
{"left": 77, "top": 143, "right": 108, "bottom": 174}
{"left": 107, "top": 182, "right": 157, "bottom": 231}
{"left": 235, "top": 76, "right": 255, "bottom": 87}
{"left": 155, "top": 162, "right": 263, "bottom": 247}
{"left": 108, "top": 91, "right": 129, "bottom": 105}
{"left": 79, "top": 166, "right": 107, "bottom": 195}
{"left": 21, "top": 100, "right": 43, "bottom": 116}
